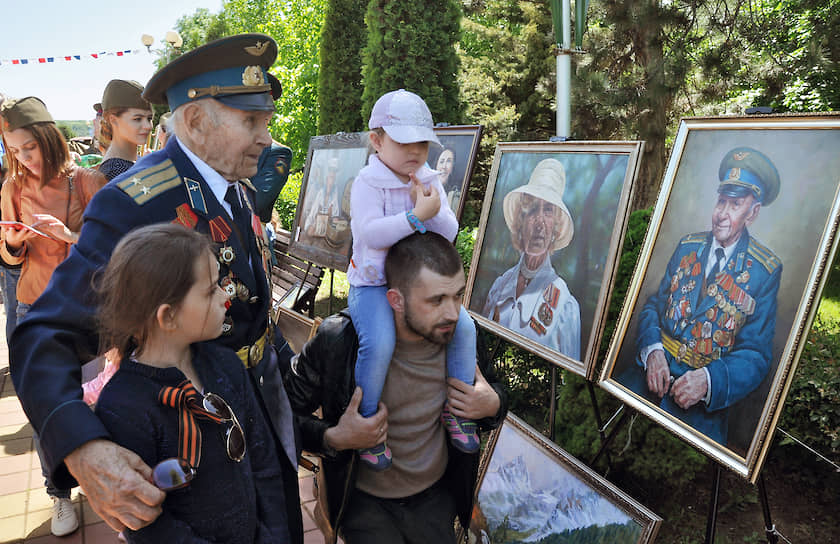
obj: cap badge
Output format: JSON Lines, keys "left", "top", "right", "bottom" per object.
{"left": 242, "top": 66, "right": 265, "bottom": 87}
{"left": 245, "top": 41, "right": 269, "bottom": 57}
{"left": 728, "top": 167, "right": 741, "bottom": 180}
{"left": 242, "top": 66, "right": 266, "bottom": 87}
{"left": 733, "top": 152, "right": 750, "bottom": 161}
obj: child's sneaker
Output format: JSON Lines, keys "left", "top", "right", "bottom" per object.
{"left": 441, "top": 405, "right": 479, "bottom": 453}
{"left": 358, "top": 442, "right": 392, "bottom": 471}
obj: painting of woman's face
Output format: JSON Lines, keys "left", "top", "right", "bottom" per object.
{"left": 436, "top": 148, "right": 455, "bottom": 184}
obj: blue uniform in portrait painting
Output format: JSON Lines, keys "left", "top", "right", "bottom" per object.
{"left": 633, "top": 230, "right": 781, "bottom": 444}
{"left": 623, "top": 146, "right": 782, "bottom": 447}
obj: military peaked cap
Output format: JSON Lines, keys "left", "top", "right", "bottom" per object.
{"left": 717, "top": 146, "right": 780, "bottom": 205}
{"left": 143, "top": 33, "right": 282, "bottom": 112}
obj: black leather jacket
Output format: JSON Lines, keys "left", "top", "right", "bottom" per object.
{"left": 284, "top": 311, "right": 507, "bottom": 542}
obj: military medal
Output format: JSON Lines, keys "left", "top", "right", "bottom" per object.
{"left": 712, "top": 347, "right": 721, "bottom": 360}
{"left": 707, "top": 284, "right": 718, "bottom": 297}
{"left": 538, "top": 302, "right": 553, "bottom": 325}
{"left": 209, "top": 216, "right": 233, "bottom": 243}
{"left": 221, "top": 276, "right": 237, "bottom": 298}
{"left": 236, "top": 282, "right": 250, "bottom": 301}
{"left": 529, "top": 316, "right": 546, "bottom": 335}
{"left": 706, "top": 308, "right": 716, "bottom": 320}
{"left": 219, "top": 245, "right": 236, "bottom": 264}
{"left": 702, "top": 321, "right": 712, "bottom": 338}
{"left": 222, "top": 316, "right": 234, "bottom": 335}
{"left": 737, "top": 270, "right": 750, "bottom": 283}
{"left": 172, "top": 204, "right": 198, "bottom": 229}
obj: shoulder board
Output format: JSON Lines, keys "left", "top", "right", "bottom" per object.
{"left": 116, "top": 159, "right": 181, "bottom": 205}
{"left": 680, "top": 232, "right": 707, "bottom": 245}
{"left": 239, "top": 178, "right": 257, "bottom": 192}
{"left": 748, "top": 238, "right": 781, "bottom": 272}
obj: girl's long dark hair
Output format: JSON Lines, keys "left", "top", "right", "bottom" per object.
{"left": 94, "top": 223, "right": 215, "bottom": 359}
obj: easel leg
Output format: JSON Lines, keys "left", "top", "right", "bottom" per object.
{"left": 589, "top": 409, "right": 630, "bottom": 467}
{"left": 328, "top": 268, "right": 334, "bottom": 315}
{"left": 757, "top": 474, "right": 779, "bottom": 544}
{"left": 549, "top": 367, "right": 557, "bottom": 441}
{"left": 705, "top": 465, "right": 722, "bottom": 544}
{"left": 587, "top": 381, "right": 612, "bottom": 471}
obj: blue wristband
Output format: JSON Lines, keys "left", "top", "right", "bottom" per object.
{"left": 406, "top": 211, "right": 427, "bottom": 233}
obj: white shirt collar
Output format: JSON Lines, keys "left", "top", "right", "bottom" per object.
{"left": 176, "top": 138, "right": 237, "bottom": 217}
{"left": 706, "top": 234, "right": 740, "bottom": 276}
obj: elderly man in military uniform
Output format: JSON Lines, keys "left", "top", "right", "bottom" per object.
{"left": 631, "top": 147, "right": 782, "bottom": 446}
{"left": 10, "top": 34, "right": 302, "bottom": 541}
{"left": 482, "top": 158, "right": 581, "bottom": 359}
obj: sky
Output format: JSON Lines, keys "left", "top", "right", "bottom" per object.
{"left": 0, "top": 0, "right": 223, "bottom": 122}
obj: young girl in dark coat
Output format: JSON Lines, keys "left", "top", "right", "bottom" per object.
{"left": 94, "top": 223, "right": 291, "bottom": 543}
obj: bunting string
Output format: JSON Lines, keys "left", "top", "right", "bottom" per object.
{"left": 0, "top": 49, "right": 144, "bottom": 67}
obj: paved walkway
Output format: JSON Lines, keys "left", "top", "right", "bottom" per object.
{"left": 0, "top": 305, "right": 328, "bottom": 543}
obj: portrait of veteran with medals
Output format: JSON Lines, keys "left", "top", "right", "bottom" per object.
{"left": 481, "top": 158, "right": 581, "bottom": 360}
{"left": 626, "top": 147, "right": 782, "bottom": 447}
{"left": 10, "top": 34, "right": 303, "bottom": 541}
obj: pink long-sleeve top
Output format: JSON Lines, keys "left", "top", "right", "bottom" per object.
{"left": 347, "top": 154, "right": 458, "bottom": 287}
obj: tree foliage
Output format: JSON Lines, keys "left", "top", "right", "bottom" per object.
{"left": 361, "top": 0, "right": 463, "bottom": 126}
{"left": 317, "top": 0, "right": 368, "bottom": 134}
{"left": 160, "top": 1, "right": 326, "bottom": 171}
{"left": 224, "top": 0, "right": 327, "bottom": 171}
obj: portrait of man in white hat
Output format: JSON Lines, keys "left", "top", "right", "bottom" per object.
{"left": 481, "top": 158, "right": 582, "bottom": 359}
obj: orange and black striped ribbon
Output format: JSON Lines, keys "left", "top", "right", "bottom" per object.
{"left": 158, "top": 380, "right": 226, "bottom": 469}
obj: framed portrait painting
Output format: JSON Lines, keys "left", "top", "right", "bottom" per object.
{"left": 599, "top": 114, "right": 840, "bottom": 481}
{"left": 430, "top": 125, "right": 483, "bottom": 220}
{"left": 462, "top": 413, "right": 661, "bottom": 543}
{"left": 290, "top": 132, "right": 372, "bottom": 270}
{"left": 464, "top": 141, "right": 644, "bottom": 378}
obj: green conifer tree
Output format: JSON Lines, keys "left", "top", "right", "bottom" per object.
{"left": 317, "top": 0, "right": 368, "bottom": 134}
{"left": 361, "top": 0, "right": 463, "bottom": 126}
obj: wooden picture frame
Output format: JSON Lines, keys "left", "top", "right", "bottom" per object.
{"left": 290, "top": 132, "right": 372, "bottom": 270}
{"left": 462, "top": 413, "right": 661, "bottom": 543}
{"left": 599, "top": 114, "right": 840, "bottom": 481}
{"left": 274, "top": 306, "right": 319, "bottom": 354}
{"left": 465, "top": 141, "right": 643, "bottom": 378}
{"left": 430, "top": 125, "right": 483, "bottom": 221}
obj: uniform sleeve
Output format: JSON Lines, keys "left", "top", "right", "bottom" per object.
{"left": 0, "top": 179, "right": 26, "bottom": 265}
{"left": 350, "top": 176, "right": 415, "bottom": 251}
{"left": 704, "top": 263, "right": 781, "bottom": 411}
{"left": 8, "top": 184, "right": 148, "bottom": 488}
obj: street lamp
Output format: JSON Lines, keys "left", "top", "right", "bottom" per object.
{"left": 141, "top": 34, "right": 154, "bottom": 53}
{"left": 165, "top": 31, "right": 183, "bottom": 51}
{"left": 140, "top": 31, "right": 183, "bottom": 62}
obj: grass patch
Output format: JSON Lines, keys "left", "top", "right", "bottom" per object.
{"left": 313, "top": 267, "right": 349, "bottom": 316}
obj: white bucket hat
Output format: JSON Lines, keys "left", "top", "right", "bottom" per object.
{"left": 503, "top": 158, "right": 574, "bottom": 252}
{"left": 368, "top": 89, "right": 441, "bottom": 146}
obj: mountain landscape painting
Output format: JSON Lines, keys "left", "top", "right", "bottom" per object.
{"left": 467, "top": 415, "right": 660, "bottom": 543}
